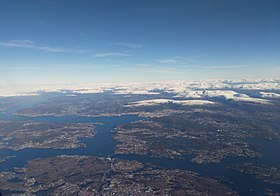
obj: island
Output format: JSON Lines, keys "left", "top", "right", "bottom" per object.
{"left": 0, "top": 121, "right": 95, "bottom": 150}
{"left": 232, "top": 163, "right": 280, "bottom": 185}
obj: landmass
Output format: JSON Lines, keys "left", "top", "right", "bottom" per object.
{"left": 113, "top": 99, "right": 280, "bottom": 163}
{"left": 113, "top": 114, "right": 263, "bottom": 163}
{"left": 0, "top": 155, "right": 237, "bottom": 195}
{"left": 232, "top": 163, "right": 280, "bottom": 185}
{"left": 0, "top": 121, "right": 95, "bottom": 150}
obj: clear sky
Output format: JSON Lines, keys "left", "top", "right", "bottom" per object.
{"left": 0, "top": 0, "right": 279, "bottom": 86}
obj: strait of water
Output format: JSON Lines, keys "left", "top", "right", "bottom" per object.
{"left": 0, "top": 112, "right": 280, "bottom": 196}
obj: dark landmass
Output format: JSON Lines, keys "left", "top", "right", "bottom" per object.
{"left": 15, "top": 89, "right": 280, "bottom": 120}
{"left": 16, "top": 92, "right": 166, "bottom": 117}
{"left": 113, "top": 102, "right": 280, "bottom": 163}
{"left": 0, "top": 96, "right": 44, "bottom": 112}
{"left": 113, "top": 119, "right": 261, "bottom": 164}
{"left": 0, "top": 155, "right": 237, "bottom": 195}
{"left": 232, "top": 163, "right": 280, "bottom": 185}
{"left": 0, "top": 121, "right": 95, "bottom": 150}
{"left": 0, "top": 98, "right": 21, "bottom": 112}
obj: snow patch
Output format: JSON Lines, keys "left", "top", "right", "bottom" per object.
{"left": 260, "top": 92, "right": 280, "bottom": 99}
{"left": 125, "top": 99, "right": 216, "bottom": 107}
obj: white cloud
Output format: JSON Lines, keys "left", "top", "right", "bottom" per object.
{"left": 94, "top": 52, "right": 134, "bottom": 57}
{"left": 158, "top": 55, "right": 200, "bottom": 64}
{"left": 0, "top": 40, "right": 35, "bottom": 48}
{"left": 112, "top": 42, "right": 144, "bottom": 48}
{"left": 0, "top": 40, "right": 89, "bottom": 53}
{"left": 206, "top": 65, "right": 247, "bottom": 69}
{"left": 158, "top": 58, "right": 180, "bottom": 63}
{"left": 1, "top": 79, "right": 279, "bottom": 98}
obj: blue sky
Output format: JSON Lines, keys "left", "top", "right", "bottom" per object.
{"left": 0, "top": 0, "right": 279, "bottom": 86}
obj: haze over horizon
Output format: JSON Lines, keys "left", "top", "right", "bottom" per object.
{"left": 0, "top": 0, "right": 279, "bottom": 86}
